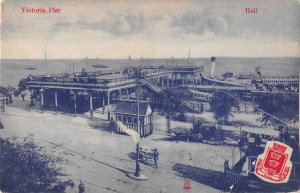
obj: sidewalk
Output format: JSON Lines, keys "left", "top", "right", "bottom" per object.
{"left": 0, "top": 106, "right": 235, "bottom": 193}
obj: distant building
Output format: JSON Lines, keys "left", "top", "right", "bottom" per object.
{"left": 114, "top": 100, "right": 153, "bottom": 137}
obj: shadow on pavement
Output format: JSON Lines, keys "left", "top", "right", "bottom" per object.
{"left": 45, "top": 140, "right": 129, "bottom": 174}
{"left": 172, "top": 163, "right": 230, "bottom": 191}
{"left": 127, "top": 152, "right": 136, "bottom": 160}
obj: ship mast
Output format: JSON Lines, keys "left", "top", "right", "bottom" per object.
{"left": 187, "top": 47, "right": 191, "bottom": 66}
{"left": 44, "top": 48, "right": 48, "bottom": 75}
{"left": 128, "top": 56, "right": 131, "bottom": 67}
{"left": 85, "top": 57, "right": 88, "bottom": 70}
{"left": 140, "top": 56, "right": 143, "bottom": 67}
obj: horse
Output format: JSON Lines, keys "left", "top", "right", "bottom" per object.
{"left": 50, "top": 179, "right": 75, "bottom": 193}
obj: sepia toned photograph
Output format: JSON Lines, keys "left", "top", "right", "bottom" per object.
{"left": 0, "top": 0, "right": 299, "bottom": 192}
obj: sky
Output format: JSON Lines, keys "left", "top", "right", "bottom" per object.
{"left": 1, "top": 0, "right": 300, "bottom": 59}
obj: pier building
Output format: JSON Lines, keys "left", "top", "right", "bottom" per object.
{"left": 17, "top": 58, "right": 299, "bottom": 121}
{"left": 21, "top": 65, "right": 204, "bottom": 119}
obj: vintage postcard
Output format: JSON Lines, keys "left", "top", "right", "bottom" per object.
{"left": 0, "top": 0, "right": 299, "bottom": 192}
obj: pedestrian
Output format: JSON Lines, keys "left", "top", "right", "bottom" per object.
{"left": 280, "top": 128, "right": 289, "bottom": 143}
{"left": 153, "top": 148, "right": 159, "bottom": 169}
{"left": 254, "top": 134, "right": 261, "bottom": 148}
{"left": 224, "top": 159, "right": 229, "bottom": 175}
{"left": 78, "top": 180, "right": 85, "bottom": 193}
{"left": 9, "top": 95, "right": 12, "bottom": 103}
{"left": 0, "top": 119, "right": 4, "bottom": 129}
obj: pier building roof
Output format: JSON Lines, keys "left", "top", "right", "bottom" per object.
{"left": 114, "top": 100, "right": 152, "bottom": 116}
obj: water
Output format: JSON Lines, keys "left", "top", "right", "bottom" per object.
{"left": 1, "top": 57, "right": 299, "bottom": 87}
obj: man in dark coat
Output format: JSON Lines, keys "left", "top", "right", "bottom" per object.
{"left": 153, "top": 148, "right": 159, "bottom": 169}
{"left": 0, "top": 119, "right": 4, "bottom": 129}
{"left": 78, "top": 180, "right": 85, "bottom": 193}
{"left": 224, "top": 159, "right": 229, "bottom": 175}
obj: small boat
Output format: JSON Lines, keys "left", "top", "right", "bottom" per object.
{"left": 93, "top": 57, "right": 108, "bottom": 68}
{"left": 93, "top": 64, "right": 108, "bottom": 68}
{"left": 25, "top": 67, "right": 37, "bottom": 70}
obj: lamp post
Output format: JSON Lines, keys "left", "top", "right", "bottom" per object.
{"left": 0, "top": 96, "right": 4, "bottom": 129}
{"left": 190, "top": 101, "right": 197, "bottom": 130}
{"left": 193, "top": 102, "right": 195, "bottom": 129}
{"left": 135, "top": 87, "right": 141, "bottom": 177}
{"left": 126, "top": 68, "right": 147, "bottom": 181}
{"left": 30, "top": 89, "right": 34, "bottom": 106}
{"left": 134, "top": 144, "right": 141, "bottom": 178}
{"left": 240, "top": 126, "right": 242, "bottom": 159}
{"left": 39, "top": 88, "right": 45, "bottom": 112}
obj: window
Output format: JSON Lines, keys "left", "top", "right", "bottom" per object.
{"left": 128, "top": 117, "right": 132, "bottom": 124}
{"left": 139, "top": 117, "right": 144, "bottom": 125}
{"left": 123, "top": 116, "right": 127, "bottom": 123}
{"left": 117, "top": 115, "right": 122, "bottom": 121}
{"left": 133, "top": 117, "right": 137, "bottom": 124}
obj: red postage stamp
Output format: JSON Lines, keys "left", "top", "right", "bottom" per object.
{"left": 255, "top": 141, "right": 293, "bottom": 183}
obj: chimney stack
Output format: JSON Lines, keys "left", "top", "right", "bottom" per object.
{"left": 210, "top": 57, "right": 216, "bottom": 77}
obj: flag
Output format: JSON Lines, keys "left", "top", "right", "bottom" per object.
{"left": 116, "top": 121, "right": 140, "bottom": 144}
{"left": 255, "top": 67, "right": 262, "bottom": 77}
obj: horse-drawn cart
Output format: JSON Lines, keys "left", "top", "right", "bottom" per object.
{"left": 140, "top": 148, "right": 154, "bottom": 163}
{"left": 168, "top": 122, "right": 225, "bottom": 145}
{"left": 139, "top": 147, "right": 159, "bottom": 167}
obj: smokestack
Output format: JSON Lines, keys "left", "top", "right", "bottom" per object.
{"left": 210, "top": 57, "right": 216, "bottom": 77}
